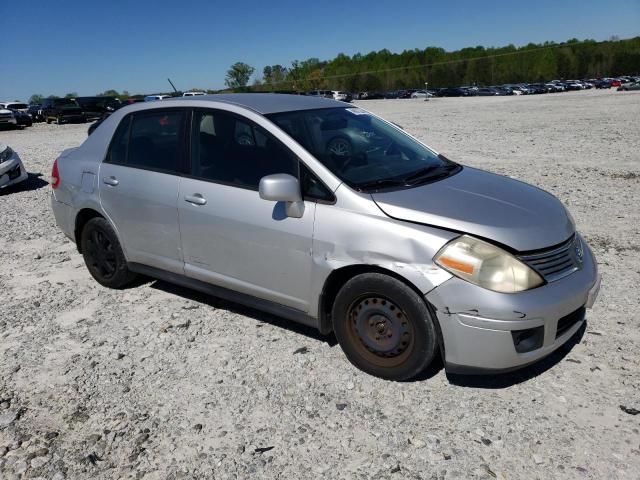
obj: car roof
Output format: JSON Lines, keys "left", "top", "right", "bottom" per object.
{"left": 162, "top": 93, "right": 346, "bottom": 114}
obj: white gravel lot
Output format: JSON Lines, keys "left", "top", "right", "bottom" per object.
{"left": 1, "top": 89, "right": 639, "bottom": 479}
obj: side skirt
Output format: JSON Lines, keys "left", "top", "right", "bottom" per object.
{"left": 128, "top": 262, "right": 319, "bottom": 330}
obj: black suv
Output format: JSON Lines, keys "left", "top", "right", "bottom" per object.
{"left": 42, "top": 98, "right": 86, "bottom": 124}
{"left": 75, "top": 96, "right": 122, "bottom": 120}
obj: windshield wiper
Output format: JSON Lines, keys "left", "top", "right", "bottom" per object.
{"left": 401, "top": 166, "right": 438, "bottom": 184}
{"left": 356, "top": 177, "right": 408, "bottom": 191}
{"left": 402, "top": 164, "right": 457, "bottom": 185}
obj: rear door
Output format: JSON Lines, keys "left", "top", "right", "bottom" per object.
{"left": 99, "top": 108, "right": 187, "bottom": 274}
{"left": 177, "top": 108, "right": 318, "bottom": 312}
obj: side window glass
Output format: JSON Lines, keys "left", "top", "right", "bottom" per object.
{"left": 301, "top": 163, "right": 334, "bottom": 202}
{"left": 127, "top": 111, "right": 184, "bottom": 172}
{"left": 191, "top": 110, "right": 297, "bottom": 189}
{"left": 107, "top": 116, "right": 130, "bottom": 165}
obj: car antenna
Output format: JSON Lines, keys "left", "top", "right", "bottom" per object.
{"left": 167, "top": 78, "right": 178, "bottom": 94}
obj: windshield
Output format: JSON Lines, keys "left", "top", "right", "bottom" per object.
{"left": 8, "top": 103, "right": 28, "bottom": 109}
{"left": 267, "top": 107, "right": 458, "bottom": 191}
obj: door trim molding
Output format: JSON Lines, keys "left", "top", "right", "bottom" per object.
{"left": 128, "top": 262, "right": 319, "bottom": 330}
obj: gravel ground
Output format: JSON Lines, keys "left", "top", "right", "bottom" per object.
{"left": 1, "top": 89, "right": 639, "bottom": 479}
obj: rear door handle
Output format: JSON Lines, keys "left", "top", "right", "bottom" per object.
{"left": 184, "top": 193, "right": 207, "bottom": 206}
{"left": 103, "top": 176, "right": 119, "bottom": 186}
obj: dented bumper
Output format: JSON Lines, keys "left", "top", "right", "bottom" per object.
{"left": 426, "top": 240, "right": 599, "bottom": 374}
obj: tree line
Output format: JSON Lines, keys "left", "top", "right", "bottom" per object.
{"left": 245, "top": 36, "right": 640, "bottom": 92}
{"left": 27, "top": 36, "right": 640, "bottom": 103}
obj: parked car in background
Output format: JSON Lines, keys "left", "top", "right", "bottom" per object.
{"left": 50, "top": 93, "right": 600, "bottom": 380}
{"left": 475, "top": 87, "right": 501, "bottom": 96}
{"left": 28, "top": 104, "right": 44, "bottom": 122}
{"left": 0, "top": 102, "right": 29, "bottom": 113}
{"left": 609, "top": 79, "right": 622, "bottom": 87}
{"left": 121, "top": 98, "right": 145, "bottom": 105}
{"left": 356, "top": 92, "right": 379, "bottom": 100}
{"left": 183, "top": 91, "right": 206, "bottom": 96}
{"left": 307, "top": 90, "right": 333, "bottom": 99}
{"left": 0, "top": 143, "right": 28, "bottom": 189}
{"left": 10, "top": 109, "right": 33, "bottom": 127}
{"left": 0, "top": 103, "right": 33, "bottom": 127}
{"left": 42, "top": 98, "right": 86, "bottom": 124}
{"left": 593, "top": 80, "right": 611, "bottom": 89}
{"left": 617, "top": 81, "right": 640, "bottom": 91}
{"left": 410, "top": 90, "right": 434, "bottom": 98}
{"left": 75, "top": 96, "right": 122, "bottom": 120}
{"left": 438, "top": 87, "right": 472, "bottom": 97}
{"left": 0, "top": 108, "right": 17, "bottom": 128}
{"left": 332, "top": 91, "right": 353, "bottom": 102}
{"left": 144, "top": 95, "right": 173, "bottom": 101}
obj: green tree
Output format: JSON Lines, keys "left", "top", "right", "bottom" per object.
{"left": 98, "top": 89, "right": 120, "bottom": 97}
{"left": 29, "top": 94, "right": 44, "bottom": 104}
{"left": 64, "top": 92, "right": 78, "bottom": 99}
{"left": 225, "top": 62, "right": 255, "bottom": 90}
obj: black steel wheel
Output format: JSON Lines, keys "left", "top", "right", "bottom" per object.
{"left": 81, "top": 217, "right": 136, "bottom": 288}
{"left": 332, "top": 273, "right": 439, "bottom": 381}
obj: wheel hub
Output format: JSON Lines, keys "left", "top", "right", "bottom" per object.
{"left": 350, "top": 297, "right": 412, "bottom": 358}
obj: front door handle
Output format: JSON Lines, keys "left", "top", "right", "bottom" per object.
{"left": 184, "top": 193, "right": 207, "bottom": 206}
{"left": 103, "top": 176, "right": 119, "bottom": 186}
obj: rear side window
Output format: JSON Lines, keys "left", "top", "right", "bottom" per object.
{"left": 190, "top": 109, "right": 297, "bottom": 190}
{"left": 108, "top": 116, "right": 131, "bottom": 165}
{"left": 106, "top": 110, "right": 185, "bottom": 173}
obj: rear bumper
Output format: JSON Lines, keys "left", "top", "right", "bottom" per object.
{"left": 51, "top": 195, "right": 75, "bottom": 241}
{"left": 426, "top": 234, "right": 599, "bottom": 373}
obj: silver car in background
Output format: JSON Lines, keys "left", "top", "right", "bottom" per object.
{"left": 50, "top": 94, "right": 600, "bottom": 380}
{"left": 1, "top": 143, "right": 28, "bottom": 189}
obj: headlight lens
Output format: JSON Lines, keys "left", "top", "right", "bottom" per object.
{"left": 0, "top": 146, "right": 13, "bottom": 164}
{"left": 434, "top": 235, "right": 544, "bottom": 293}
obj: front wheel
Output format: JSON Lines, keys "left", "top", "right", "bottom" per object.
{"left": 81, "top": 217, "right": 137, "bottom": 288}
{"left": 332, "top": 273, "right": 439, "bottom": 381}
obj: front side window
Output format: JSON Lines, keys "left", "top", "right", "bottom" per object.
{"left": 127, "top": 110, "right": 185, "bottom": 172}
{"left": 267, "top": 107, "right": 459, "bottom": 192}
{"left": 190, "top": 110, "right": 297, "bottom": 190}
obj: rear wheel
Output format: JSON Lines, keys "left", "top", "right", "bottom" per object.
{"left": 81, "top": 217, "right": 136, "bottom": 288}
{"left": 332, "top": 273, "right": 438, "bottom": 381}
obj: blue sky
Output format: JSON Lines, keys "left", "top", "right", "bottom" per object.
{"left": 1, "top": 0, "right": 638, "bottom": 101}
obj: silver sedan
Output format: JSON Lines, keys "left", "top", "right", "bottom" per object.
{"left": 50, "top": 94, "right": 600, "bottom": 380}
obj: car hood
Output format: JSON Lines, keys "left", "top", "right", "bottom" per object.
{"left": 371, "top": 167, "right": 574, "bottom": 252}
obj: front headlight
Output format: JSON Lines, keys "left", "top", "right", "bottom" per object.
{"left": 0, "top": 146, "right": 13, "bottom": 164}
{"left": 434, "top": 235, "right": 544, "bottom": 293}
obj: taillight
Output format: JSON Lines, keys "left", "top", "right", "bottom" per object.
{"left": 51, "top": 159, "right": 60, "bottom": 189}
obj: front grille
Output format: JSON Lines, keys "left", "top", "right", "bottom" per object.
{"left": 519, "top": 235, "right": 583, "bottom": 283}
{"left": 555, "top": 306, "right": 586, "bottom": 338}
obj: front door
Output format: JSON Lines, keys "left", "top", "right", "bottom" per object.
{"left": 178, "top": 109, "right": 315, "bottom": 312}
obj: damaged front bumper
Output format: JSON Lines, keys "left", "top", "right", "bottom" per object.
{"left": 426, "top": 239, "right": 600, "bottom": 374}
{"left": 0, "top": 154, "right": 28, "bottom": 188}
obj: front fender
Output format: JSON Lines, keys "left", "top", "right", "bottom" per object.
{"left": 310, "top": 198, "right": 456, "bottom": 323}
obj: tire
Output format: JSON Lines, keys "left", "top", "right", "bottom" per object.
{"left": 56, "top": 116, "right": 62, "bottom": 125}
{"left": 80, "top": 217, "right": 137, "bottom": 289}
{"left": 46, "top": 117, "right": 51, "bottom": 124}
{"left": 332, "top": 273, "right": 438, "bottom": 381}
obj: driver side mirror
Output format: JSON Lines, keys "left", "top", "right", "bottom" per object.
{"left": 259, "top": 174, "right": 305, "bottom": 218}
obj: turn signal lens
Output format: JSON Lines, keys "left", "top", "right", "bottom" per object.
{"left": 438, "top": 256, "right": 475, "bottom": 275}
{"left": 435, "top": 235, "right": 544, "bottom": 293}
